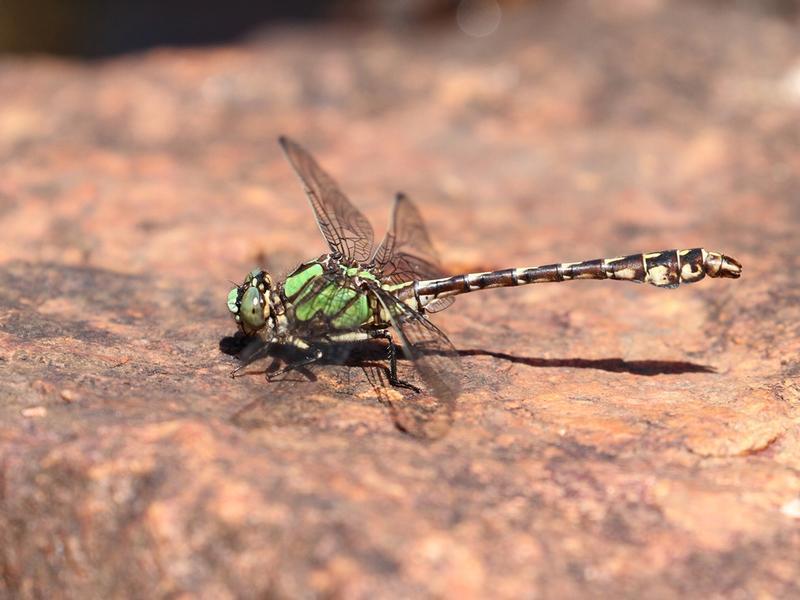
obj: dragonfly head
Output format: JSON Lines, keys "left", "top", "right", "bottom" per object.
{"left": 227, "top": 268, "right": 274, "bottom": 335}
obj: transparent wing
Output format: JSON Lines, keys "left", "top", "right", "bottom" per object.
{"left": 373, "top": 192, "right": 447, "bottom": 282}
{"left": 420, "top": 298, "right": 454, "bottom": 314}
{"left": 361, "top": 363, "right": 454, "bottom": 440}
{"left": 372, "top": 193, "right": 455, "bottom": 313}
{"left": 371, "top": 285, "right": 461, "bottom": 407}
{"left": 279, "top": 136, "right": 374, "bottom": 264}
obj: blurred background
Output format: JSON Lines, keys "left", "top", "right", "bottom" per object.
{"left": 1, "top": 0, "right": 799, "bottom": 56}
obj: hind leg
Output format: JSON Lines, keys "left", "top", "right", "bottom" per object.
{"left": 371, "top": 331, "right": 420, "bottom": 393}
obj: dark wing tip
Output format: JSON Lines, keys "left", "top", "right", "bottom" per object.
{"left": 278, "top": 136, "right": 307, "bottom": 168}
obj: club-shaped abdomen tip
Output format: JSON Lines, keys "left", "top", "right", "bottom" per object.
{"left": 721, "top": 254, "right": 742, "bottom": 278}
{"left": 705, "top": 251, "right": 742, "bottom": 279}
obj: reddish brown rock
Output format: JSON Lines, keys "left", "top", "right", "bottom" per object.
{"left": 1, "top": 2, "right": 799, "bottom": 597}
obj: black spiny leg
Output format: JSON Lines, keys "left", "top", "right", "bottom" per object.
{"left": 374, "top": 331, "right": 420, "bottom": 393}
{"left": 267, "top": 347, "right": 324, "bottom": 381}
{"left": 230, "top": 339, "right": 274, "bottom": 378}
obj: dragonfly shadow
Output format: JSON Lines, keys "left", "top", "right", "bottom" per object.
{"left": 219, "top": 333, "right": 396, "bottom": 368}
{"left": 221, "top": 333, "right": 453, "bottom": 439}
{"left": 220, "top": 334, "right": 715, "bottom": 376}
{"left": 457, "top": 349, "right": 715, "bottom": 376}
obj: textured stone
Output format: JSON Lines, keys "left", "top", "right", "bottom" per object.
{"left": 1, "top": 2, "right": 799, "bottom": 597}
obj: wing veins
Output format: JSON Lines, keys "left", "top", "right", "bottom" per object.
{"left": 280, "top": 136, "right": 374, "bottom": 264}
{"left": 371, "top": 285, "right": 461, "bottom": 405}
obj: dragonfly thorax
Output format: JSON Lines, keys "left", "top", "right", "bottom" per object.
{"left": 227, "top": 268, "right": 277, "bottom": 336}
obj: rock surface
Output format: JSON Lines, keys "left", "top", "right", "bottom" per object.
{"left": 1, "top": 2, "right": 799, "bottom": 597}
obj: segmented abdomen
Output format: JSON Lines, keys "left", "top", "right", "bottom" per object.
{"left": 413, "top": 248, "right": 741, "bottom": 307}
{"left": 596, "top": 248, "right": 705, "bottom": 288}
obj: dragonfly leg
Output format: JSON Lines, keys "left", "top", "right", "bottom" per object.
{"left": 230, "top": 338, "right": 275, "bottom": 378}
{"left": 267, "top": 346, "right": 324, "bottom": 381}
{"left": 373, "top": 331, "right": 420, "bottom": 393}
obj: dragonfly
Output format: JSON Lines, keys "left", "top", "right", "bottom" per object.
{"left": 226, "top": 136, "right": 742, "bottom": 417}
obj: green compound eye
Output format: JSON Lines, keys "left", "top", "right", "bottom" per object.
{"left": 240, "top": 286, "right": 266, "bottom": 331}
{"left": 226, "top": 288, "right": 239, "bottom": 314}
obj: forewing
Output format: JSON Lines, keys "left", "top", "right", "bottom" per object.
{"left": 280, "top": 136, "right": 374, "bottom": 263}
{"left": 372, "top": 286, "right": 461, "bottom": 407}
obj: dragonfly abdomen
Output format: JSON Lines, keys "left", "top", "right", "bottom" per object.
{"left": 414, "top": 248, "right": 742, "bottom": 306}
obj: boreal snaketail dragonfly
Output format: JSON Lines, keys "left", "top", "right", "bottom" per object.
{"left": 227, "top": 137, "right": 742, "bottom": 408}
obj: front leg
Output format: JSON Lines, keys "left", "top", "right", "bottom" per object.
{"left": 230, "top": 337, "right": 275, "bottom": 378}
{"left": 267, "top": 337, "right": 323, "bottom": 381}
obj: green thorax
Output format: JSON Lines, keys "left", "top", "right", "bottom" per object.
{"left": 282, "top": 259, "right": 381, "bottom": 330}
